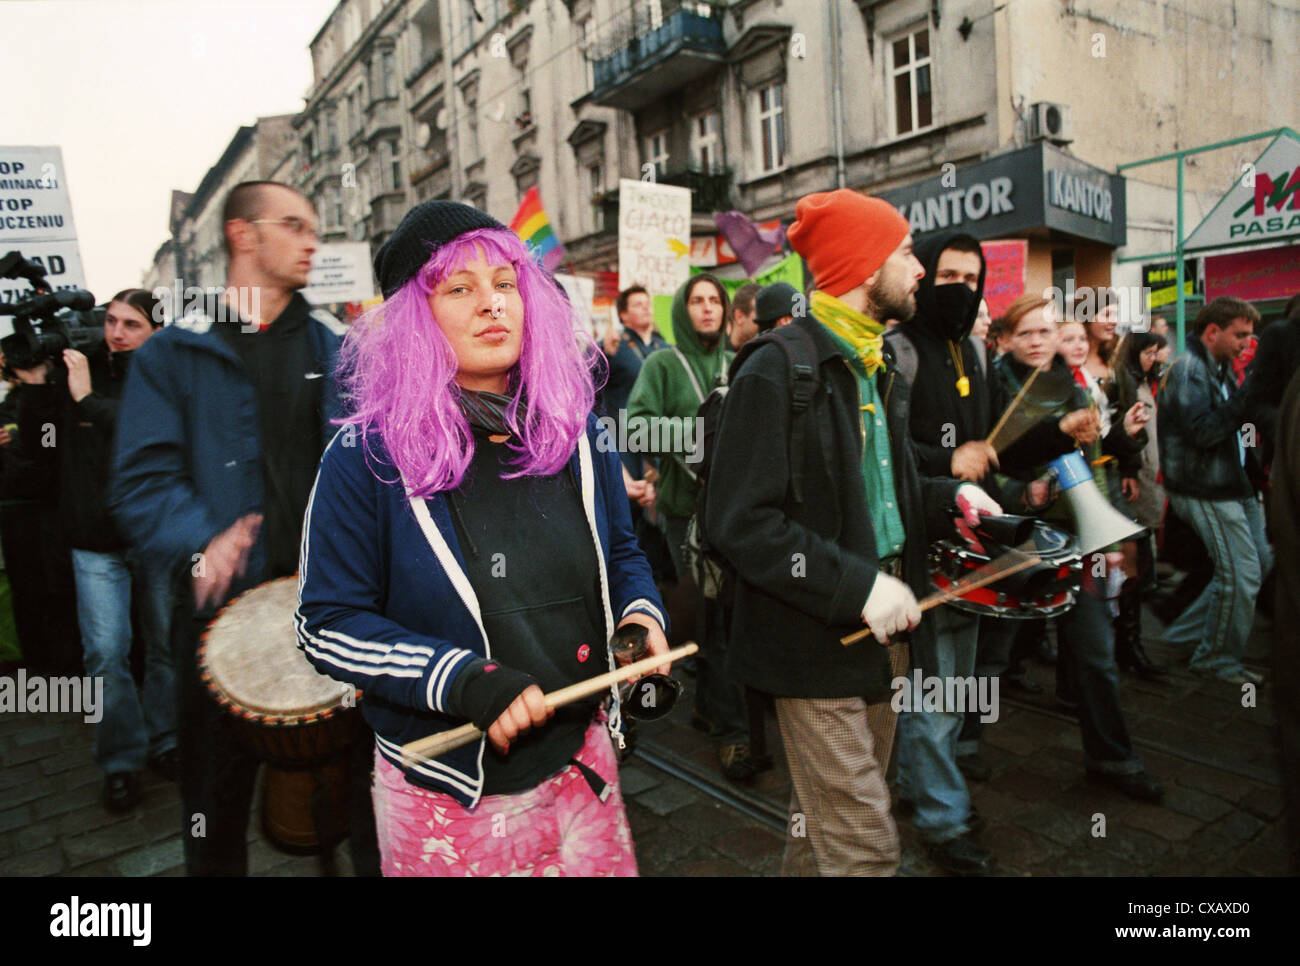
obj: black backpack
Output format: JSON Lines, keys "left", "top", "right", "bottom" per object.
{"left": 688, "top": 324, "right": 821, "bottom": 597}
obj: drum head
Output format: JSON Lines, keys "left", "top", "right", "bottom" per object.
{"left": 202, "top": 577, "right": 350, "bottom": 720}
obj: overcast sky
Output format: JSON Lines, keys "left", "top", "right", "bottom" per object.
{"left": 2, "top": 0, "right": 340, "bottom": 300}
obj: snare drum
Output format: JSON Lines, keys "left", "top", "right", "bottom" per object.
{"left": 199, "top": 577, "right": 359, "bottom": 854}
{"left": 929, "top": 519, "right": 1082, "bottom": 619}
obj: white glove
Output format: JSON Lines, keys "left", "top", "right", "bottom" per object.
{"left": 861, "top": 572, "right": 921, "bottom": 645}
{"left": 955, "top": 484, "right": 1003, "bottom": 527}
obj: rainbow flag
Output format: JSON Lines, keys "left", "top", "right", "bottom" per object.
{"left": 509, "top": 185, "right": 566, "bottom": 273}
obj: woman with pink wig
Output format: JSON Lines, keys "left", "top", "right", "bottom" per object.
{"left": 296, "top": 202, "right": 671, "bottom": 875}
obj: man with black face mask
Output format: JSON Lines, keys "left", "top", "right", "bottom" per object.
{"left": 884, "top": 233, "right": 1031, "bottom": 876}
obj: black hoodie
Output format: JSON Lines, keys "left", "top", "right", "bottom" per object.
{"left": 884, "top": 233, "right": 1012, "bottom": 498}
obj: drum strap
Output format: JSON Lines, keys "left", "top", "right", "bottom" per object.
{"left": 569, "top": 758, "right": 612, "bottom": 802}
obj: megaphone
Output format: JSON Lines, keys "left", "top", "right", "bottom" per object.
{"left": 1048, "top": 452, "right": 1144, "bottom": 554}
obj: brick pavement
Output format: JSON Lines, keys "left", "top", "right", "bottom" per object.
{"left": 0, "top": 602, "right": 1287, "bottom": 876}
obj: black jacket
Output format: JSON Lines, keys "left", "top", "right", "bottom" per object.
{"left": 1158, "top": 338, "right": 1259, "bottom": 500}
{"left": 17, "top": 344, "right": 132, "bottom": 550}
{"left": 1243, "top": 314, "right": 1300, "bottom": 463}
{"left": 885, "top": 232, "right": 1024, "bottom": 509}
{"left": 705, "top": 315, "right": 961, "bottom": 697}
{"left": 0, "top": 383, "right": 56, "bottom": 504}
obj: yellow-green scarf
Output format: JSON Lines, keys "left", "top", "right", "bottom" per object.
{"left": 809, "top": 290, "right": 887, "bottom": 375}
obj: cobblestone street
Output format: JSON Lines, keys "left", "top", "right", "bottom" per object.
{"left": 0, "top": 602, "right": 1287, "bottom": 877}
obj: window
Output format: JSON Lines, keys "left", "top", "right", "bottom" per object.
{"left": 643, "top": 130, "right": 669, "bottom": 178}
{"left": 691, "top": 110, "right": 721, "bottom": 173}
{"left": 326, "top": 184, "right": 343, "bottom": 228}
{"left": 589, "top": 163, "right": 605, "bottom": 232}
{"left": 343, "top": 5, "right": 361, "bottom": 50}
{"left": 462, "top": 85, "right": 480, "bottom": 161}
{"left": 382, "top": 50, "right": 397, "bottom": 98}
{"left": 754, "top": 83, "right": 785, "bottom": 173}
{"left": 304, "top": 128, "right": 318, "bottom": 161}
{"left": 386, "top": 139, "right": 403, "bottom": 191}
{"left": 579, "top": 17, "right": 595, "bottom": 90}
{"left": 461, "top": 0, "right": 479, "bottom": 53}
{"left": 890, "top": 25, "right": 933, "bottom": 136}
{"left": 325, "top": 109, "right": 339, "bottom": 152}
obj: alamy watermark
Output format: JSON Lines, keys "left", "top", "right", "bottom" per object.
{"left": 891, "top": 670, "right": 1000, "bottom": 723}
{"left": 151, "top": 278, "right": 263, "bottom": 332}
{"left": 49, "top": 896, "right": 151, "bottom": 946}
{"left": 596, "top": 410, "right": 703, "bottom": 464}
{"left": 0, "top": 669, "right": 103, "bottom": 723}
{"left": 1042, "top": 281, "right": 1153, "bottom": 330}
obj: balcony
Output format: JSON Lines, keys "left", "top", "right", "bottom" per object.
{"left": 660, "top": 166, "right": 733, "bottom": 213}
{"left": 367, "top": 191, "right": 406, "bottom": 234}
{"left": 365, "top": 97, "right": 402, "bottom": 143}
{"left": 589, "top": 5, "right": 726, "bottom": 111}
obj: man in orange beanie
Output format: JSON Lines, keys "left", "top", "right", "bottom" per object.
{"left": 706, "top": 189, "right": 1002, "bottom": 875}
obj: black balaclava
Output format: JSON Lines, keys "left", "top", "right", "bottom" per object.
{"left": 911, "top": 232, "right": 988, "bottom": 343}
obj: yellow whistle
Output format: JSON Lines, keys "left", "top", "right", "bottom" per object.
{"left": 956, "top": 377, "right": 970, "bottom": 397}
{"left": 863, "top": 403, "right": 875, "bottom": 413}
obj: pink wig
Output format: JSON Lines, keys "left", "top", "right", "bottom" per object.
{"left": 338, "top": 228, "right": 603, "bottom": 496}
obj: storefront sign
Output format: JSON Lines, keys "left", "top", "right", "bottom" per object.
{"left": 1204, "top": 245, "right": 1300, "bottom": 302}
{"left": 876, "top": 143, "right": 1126, "bottom": 248}
{"left": 1185, "top": 132, "right": 1300, "bottom": 251}
{"left": 690, "top": 220, "right": 783, "bottom": 267}
{"left": 1141, "top": 259, "right": 1201, "bottom": 309}
{"left": 980, "top": 240, "right": 1027, "bottom": 318}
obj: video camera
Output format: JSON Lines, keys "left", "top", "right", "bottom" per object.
{"left": 0, "top": 250, "right": 100, "bottom": 371}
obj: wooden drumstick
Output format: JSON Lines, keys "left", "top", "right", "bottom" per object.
{"left": 400, "top": 642, "right": 699, "bottom": 763}
{"left": 986, "top": 364, "right": 1042, "bottom": 452}
{"left": 840, "top": 553, "right": 1043, "bottom": 646}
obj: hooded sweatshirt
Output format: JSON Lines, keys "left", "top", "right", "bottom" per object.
{"left": 625, "top": 278, "right": 732, "bottom": 519}
{"left": 886, "top": 232, "right": 995, "bottom": 479}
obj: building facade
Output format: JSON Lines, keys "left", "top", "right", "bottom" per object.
{"left": 145, "top": 0, "right": 1299, "bottom": 311}
{"left": 171, "top": 116, "right": 297, "bottom": 293}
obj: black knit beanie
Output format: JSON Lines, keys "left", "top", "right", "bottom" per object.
{"left": 373, "top": 201, "right": 507, "bottom": 297}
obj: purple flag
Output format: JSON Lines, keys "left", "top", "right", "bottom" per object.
{"left": 713, "top": 210, "right": 787, "bottom": 276}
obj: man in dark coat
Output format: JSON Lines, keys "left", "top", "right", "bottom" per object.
{"left": 17, "top": 292, "right": 177, "bottom": 814}
{"left": 884, "top": 232, "right": 1029, "bottom": 875}
{"left": 1243, "top": 293, "right": 1300, "bottom": 465}
{"left": 706, "top": 190, "right": 1001, "bottom": 875}
{"left": 111, "top": 181, "right": 376, "bottom": 875}
{"left": 1268, "top": 363, "right": 1300, "bottom": 871}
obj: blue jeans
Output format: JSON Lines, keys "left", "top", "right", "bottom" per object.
{"left": 1162, "top": 493, "right": 1272, "bottom": 677}
{"left": 71, "top": 549, "right": 177, "bottom": 774}
{"left": 896, "top": 605, "right": 980, "bottom": 843}
{"left": 956, "top": 615, "right": 1020, "bottom": 758}
{"left": 1055, "top": 583, "right": 1143, "bottom": 775}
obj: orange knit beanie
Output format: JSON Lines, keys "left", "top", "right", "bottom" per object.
{"left": 786, "top": 190, "right": 910, "bottom": 297}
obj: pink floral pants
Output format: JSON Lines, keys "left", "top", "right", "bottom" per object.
{"left": 372, "top": 719, "right": 638, "bottom": 876}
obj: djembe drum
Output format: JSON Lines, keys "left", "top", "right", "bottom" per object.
{"left": 199, "top": 577, "right": 359, "bottom": 854}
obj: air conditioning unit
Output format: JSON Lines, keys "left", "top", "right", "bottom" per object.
{"left": 1028, "top": 102, "right": 1073, "bottom": 145}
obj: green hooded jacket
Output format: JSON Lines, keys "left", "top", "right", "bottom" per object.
{"left": 625, "top": 280, "right": 732, "bottom": 519}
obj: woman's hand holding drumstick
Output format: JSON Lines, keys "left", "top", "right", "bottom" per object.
{"left": 404, "top": 643, "right": 699, "bottom": 763}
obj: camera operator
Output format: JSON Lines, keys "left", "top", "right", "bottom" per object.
{"left": 16, "top": 289, "right": 177, "bottom": 812}
{"left": 0, "top": 348, "right": 82, "bottom": 677}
